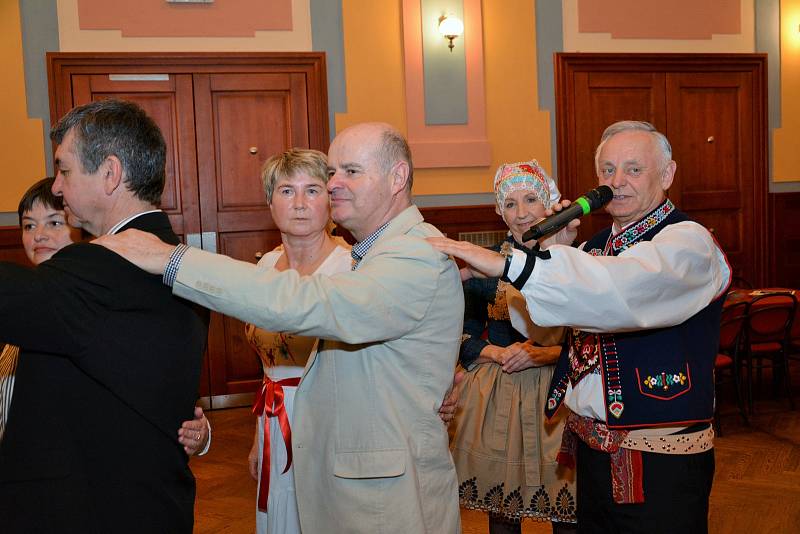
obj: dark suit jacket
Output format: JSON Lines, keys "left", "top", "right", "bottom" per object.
{"left": 0, "top": 212, "right": 207, "bottom": 533}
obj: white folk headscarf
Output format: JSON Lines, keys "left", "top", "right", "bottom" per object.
{"left": 493, "top": 159, "right": 560, "bottom": 210}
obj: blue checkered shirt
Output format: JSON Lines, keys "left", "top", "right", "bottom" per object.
{"left": 350, "top": 222, "right": 390, "bottom": 270}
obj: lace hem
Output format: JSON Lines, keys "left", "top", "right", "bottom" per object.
{"left": 458, "top": 478, "right": 577, "bottom": 523}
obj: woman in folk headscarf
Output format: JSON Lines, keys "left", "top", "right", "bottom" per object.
{"left": 450, "top": 160, "right": 576, "bottom": 534}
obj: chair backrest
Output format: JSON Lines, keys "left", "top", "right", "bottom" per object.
{"left": 719, "top": 301, "right": 748, "bottom": 352}
{"left": 788, "top": 293, "right": 800, "bottom": 340}
{"left": 746, "top": 293, "right": 797, "bottom": 344}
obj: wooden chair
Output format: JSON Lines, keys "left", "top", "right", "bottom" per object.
{"left": 787, "top": 298, "right": 800, "bottom": 379}
{"left": 730, "top": 276, "right": 753, "bottom": 290}
{"left": 714, "top": 301, "right": 749, "bottom": 435}
{"left": 742, "top": 293, "right": 797, "bottom": 413}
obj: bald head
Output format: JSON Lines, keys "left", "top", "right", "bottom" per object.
{"left": 336, "top": 123, "right": 414, "bottom": 192}
{"left": 326, "top": 122, "right": 414, "bottom": 241}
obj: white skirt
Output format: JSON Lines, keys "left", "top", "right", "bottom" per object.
{"left": 256, "top": 365, "right": 303, "bottom": 534}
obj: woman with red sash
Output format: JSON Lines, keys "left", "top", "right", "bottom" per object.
{"left": 245, "top": 149, "right": 351, "bottom": 534}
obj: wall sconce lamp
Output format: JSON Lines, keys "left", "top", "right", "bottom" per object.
{"left": 438, "top": 14, "right": 464, "bottom": 52}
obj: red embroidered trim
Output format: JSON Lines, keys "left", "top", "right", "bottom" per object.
{"left": 558, "top": 413, "right": 644, "bottom": 504}
{"left": 603, "top": 199, "right": 675, "bottom": 256}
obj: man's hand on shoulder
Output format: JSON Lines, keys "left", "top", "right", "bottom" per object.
{"left": 93, "top": 229, "right": 175, "bottom": 275}
{"left": 426, "top": 237, "right": 505, "bottom": 278}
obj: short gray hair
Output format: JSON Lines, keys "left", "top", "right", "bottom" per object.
{"left": 50, "top": 99, "right": 166, "bottom": 205}
{"left": 261, "top": 148, "right": 329, "bottom": 203}
{"left": 377, "top": 128, "right": 414, "bottom": 190}
{"left": 594, "top": 120, "right": 672, "bottom": 173}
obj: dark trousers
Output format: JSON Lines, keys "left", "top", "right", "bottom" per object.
{"left": 488, "top": 516, "right": 578, "bottom": 534}
{"left": 576, "top": 439, "right": 714, "bottom": 534}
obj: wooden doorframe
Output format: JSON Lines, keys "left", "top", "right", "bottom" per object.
{"left": 47, "top": 52, "right": 330, "bottom": 151}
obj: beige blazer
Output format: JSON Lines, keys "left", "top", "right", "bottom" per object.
{"left": 174, "top": 206, "right": 464, "bottom": 533}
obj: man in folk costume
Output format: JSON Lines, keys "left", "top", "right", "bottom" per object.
{"left": 430, "top": 120, "right": 730, "bottom": 533}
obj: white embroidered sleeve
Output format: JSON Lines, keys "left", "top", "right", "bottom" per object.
{"left": 518, "top": 221, "right": 730, "bottom": 333}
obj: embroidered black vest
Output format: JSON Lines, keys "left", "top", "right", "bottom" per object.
{"left": 544, "top": 199, "right": 724, "bottom": 429}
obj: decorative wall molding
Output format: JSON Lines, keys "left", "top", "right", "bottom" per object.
{"left": 577, "top": 0, "right": 740, "bottom": 40}
{"left": 401, "top": 0, "right": 490, "bottom": 168}
{"left": 76, "top": 0, "right": 293, "bottom": 37}
{"left": 563, "top": 0, "right": 754, "bottom": 52}
{"left": 57, "top": 0, "right": 311, "bottom": 52}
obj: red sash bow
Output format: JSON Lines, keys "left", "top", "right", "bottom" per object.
{"left": 252, "top": 375, "right": 301, "bottom": 512}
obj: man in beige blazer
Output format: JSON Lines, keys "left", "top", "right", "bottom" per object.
{"left": 97, "top": 122, "right": 464, "bottom": 533}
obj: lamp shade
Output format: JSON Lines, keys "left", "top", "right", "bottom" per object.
{"left": 438, "top": 15, "right": 464, "bottom": 38}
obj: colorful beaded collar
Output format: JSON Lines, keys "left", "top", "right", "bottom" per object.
{"left": 603, "top": 199, "right": 675, "bottom": 256}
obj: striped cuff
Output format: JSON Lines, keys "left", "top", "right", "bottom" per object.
{"left": 501, "top": 247, "right": 551, "bottom": 290}
{"left": 163, "top": 243, "right": 190, "bottom": 287}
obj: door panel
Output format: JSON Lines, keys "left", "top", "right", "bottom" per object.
{"left": 666, "top": 72, "right": 755, "bottom": 283}
{"left": 215, "top": 230, "right": 283, "bottom": 398}
{"left": 214, "top": 91, "right": 290, "bottom": 209}
{"left": 568, "top": 71, "right": 666, "bottom": 240}
{"left": 69, "top": 74, "right": 202, "bottom": 239}
{"left": 194, "top": 72, "right": 314, "bottom": 398}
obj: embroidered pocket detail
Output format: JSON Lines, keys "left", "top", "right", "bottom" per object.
{"left": 635, "top": 364, "right": 692, "bottom": 401}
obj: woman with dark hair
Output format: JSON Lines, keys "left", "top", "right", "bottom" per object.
{"left": 0, "top": 178, "right": 81, "bottom": 440}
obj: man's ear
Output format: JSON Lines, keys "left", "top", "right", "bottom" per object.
{"left": 660, "top": 160, "right": 677, "bottom": 192}
{"left": 102, "top": 155, "right": 124, "bottom": 196}
{"left": 389, "top": 160, "right": 411, "bottom": 194}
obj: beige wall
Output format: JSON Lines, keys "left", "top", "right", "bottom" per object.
{"left": 0, "top": 1, "right": 48, "bottom": 213}
{"left": 336, "top": 0, "right": 552, "bottom": 196}
{"left": 773, "top": 0, "right": 800, "bottom": 182}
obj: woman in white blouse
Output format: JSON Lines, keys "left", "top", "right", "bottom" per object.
{"left": 245, "top": 149, "right": 352, "bottom": 534}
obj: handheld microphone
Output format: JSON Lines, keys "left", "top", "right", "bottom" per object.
{"left": 522, "top": 185, "right": 613, "bottom": 241}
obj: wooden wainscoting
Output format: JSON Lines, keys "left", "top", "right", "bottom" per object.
{"left": 0, "top": 226, "right": 28, "bottom": 266}
{"left": 770, "top": 192, "right": 800, "bottom": 288}
{"left": 420, "top": 204, "right": 505, "bottom": 240}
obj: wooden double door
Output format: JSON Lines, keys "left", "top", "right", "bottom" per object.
{"left": 48, "top": 53, "right": 330, "bottom": 407}
{"left": 555, "top": 53, "right": 768, "bottom": 286}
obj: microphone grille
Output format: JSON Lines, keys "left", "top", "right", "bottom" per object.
{"left": 588, "top": 185, "right": 613, "bottom": 209}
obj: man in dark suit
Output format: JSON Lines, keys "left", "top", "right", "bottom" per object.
{"left": 0, "top": 99, "right": 208, "bottom": 533}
